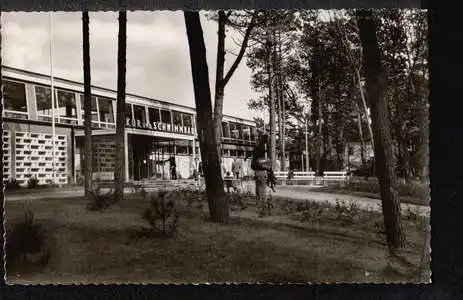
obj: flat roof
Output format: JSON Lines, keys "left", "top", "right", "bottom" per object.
{"left": 2, "top": 65, "right": 255, "bottom": 124}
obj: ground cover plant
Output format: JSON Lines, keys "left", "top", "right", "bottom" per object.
{"left": 5, "top": 186, "right": 429, "bottom": 284}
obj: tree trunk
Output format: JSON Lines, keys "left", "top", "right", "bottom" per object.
{"left": 213, "top": 11, "right": 226, "bottom": 159}
{"left": 357, "top": 9, "right": 405, "bottom": 251}
{"left": 266, "top": 27, "right": 277, "bottom": 168}
{"left": 114, "top": 11, "right": 127, "bottom": 202}
{"left": 184, "top": 11, "right": 229, "bottom": 223}
{"left": 276, "top": 31, "right": 286, "bottom": 171}
{"left": 355, "top": 101, "right": 367, "bottom": 165}
{"left": 213, "top": 11, "right": 257, "bottom": 162}
{"left": 82, "top": 11, "right": 93, "bottom": 196}
{"left": 315, "top": 84, "right": 323, "bottom": 175}
{"left": 415, "top": 79, "right": 429, "bottom": 182}
{"left": 356, "top": 69, "right": 375, "bottom": 152}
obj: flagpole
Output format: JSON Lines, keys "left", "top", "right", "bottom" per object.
{"left": 49, "top": 12, "right": 56, "bottom": 185}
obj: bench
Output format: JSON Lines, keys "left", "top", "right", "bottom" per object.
{"left": 322, "top": 171, "right": 349, "bottom": 185}
{"left": 293, "top": 171, "right": 316, "bottom": 180}
{"left": 274, "top": 171, "right": 289, "bottom": 179}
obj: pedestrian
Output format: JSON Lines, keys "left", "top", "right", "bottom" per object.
{"left": 164, "top": 156, "right": 177, "bottom": 180}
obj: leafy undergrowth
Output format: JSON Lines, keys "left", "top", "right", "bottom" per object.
{"left": 5, "top": 191, "right": 429, "bottom": 284}
{"left": 314, "top": 180, "right": 429, "bottom": 206}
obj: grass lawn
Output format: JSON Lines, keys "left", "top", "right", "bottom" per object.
{"left": 5, "top": 191, "right": 430, "bottom": 284}
{"left": 312, "top": 180, "right": 430, "bottom": 206}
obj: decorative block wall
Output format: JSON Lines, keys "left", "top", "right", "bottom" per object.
{"left": 92, "top": 136, "right": 116, "bottom": 180}
{"left": 14, "top": 131, "right": 68, "bottom": 186}
{"left": 3, "top": 130, "right": 11, "bottom": 183}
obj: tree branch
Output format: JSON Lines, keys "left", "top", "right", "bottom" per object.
{"left": 222, "top": 11, "right": 259, "bottom": 86}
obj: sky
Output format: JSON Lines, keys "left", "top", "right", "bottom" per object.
{"left": 1, "top": 11, "right": 262, "bottom": 120}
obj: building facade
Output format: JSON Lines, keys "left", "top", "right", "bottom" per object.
{"left": 2, "top": 66, "right": 257, "bottom": 186}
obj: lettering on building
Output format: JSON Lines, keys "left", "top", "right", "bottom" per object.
{"left": 126, "top": 118, "right": 194, "bottom": 135}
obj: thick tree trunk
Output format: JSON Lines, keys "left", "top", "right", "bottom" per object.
{"left": 356, "top": 69, "right": 375, "bottom": 152}
{"left": 184, "top": 12, "right": 229, "bottom": 223}
{"left": 355, "top": 101, "right": 367, "bottom": 165}
{"left": 357, "top": 9, "right": 405, "bottom": 251}
{"left": 276, "top": 31, "right": 286, "bottom": 171}
{"left": 266, "top": 27, "right": 277, "bottom": 168}
{"left": 82, "top": 11, "right": 93, "bottom": 196}
{"left": 114, "top": 11, "right": 127, "bottom": 202}
{"left": 213, "top": 11, "right": 226, "bottom": 159}
{"left": 415, "top": 81, "right": 429, "bottom": 182}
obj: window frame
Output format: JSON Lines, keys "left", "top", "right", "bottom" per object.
{"left": 3, "top": 79, "right": 30, "bottom": 119}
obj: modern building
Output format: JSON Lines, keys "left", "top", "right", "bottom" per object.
{"left": 2, "top": 66, "right": 257, "bottom": 186}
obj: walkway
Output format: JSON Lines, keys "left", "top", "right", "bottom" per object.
{"left": 5, "top": 180, "right": 429, "bottom": 216}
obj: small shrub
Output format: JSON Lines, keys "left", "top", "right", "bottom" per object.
{"left": 334, "top": 199, "right": 361, "bottom": 225}
{"left": 142, "top": 190, "right": 179, "bottom": 238}
{"left": 86, "top": 182, "right": 115, "bottom": 211}
{"left": 7, "top": 210, "right": 51, "bottom": 269}
{"left": 27, "top": 176, "right": 39, "bottom": 189}
{"left": 5, "top": 179, "right": 21, "bottom": 191}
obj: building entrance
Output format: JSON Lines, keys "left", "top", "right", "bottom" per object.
{"left": 129, "top": 134, "right": 179, "bottom": 181}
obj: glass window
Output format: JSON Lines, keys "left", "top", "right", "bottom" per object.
{"left": 125, "top": 103, "right": 133, "bottom": 120}
{"left": 35, "top": 85, "right": 55, "bottom": 119}
{"left": 176, "top": 146, "right": 188, "bottom": 155}
{"left": 3, "top": 80, "right": 28, "bottom": 119}
{"left": 182, "top": 113, "right": 193, "bottom": 127}
{"left": 56, "top": 89, "right": 77, "bottom": 123}
{"left": 235, "top": 124, "right": 242, "bottom": 139}
{"left": 222, "top": 122, "right": 229, "bottom": 138}
{"left": 230, "top": 123, "right": 240, "bottom": 139}
{"left": 242, "top": 126, "right": 250, "bottom": 140}
{"left": 133, "top": 105, "right": 146, "bottom": 124}
{"left": 250, "top": 127, "right": 257, "bottom": 141}
{"left": 161, "top": 110, "right": 171, "bottom": 124}
{"left": 79, "top": 94, "right": 99, "bottom": 122}
{"left": 172, "top": 111, "right": 182, "bottom": 126}
{"left": 148, "top": 107, "right": 161, "bottom": 123}
{"left": 98, "top": 97, "right": 115, "bottom": 124}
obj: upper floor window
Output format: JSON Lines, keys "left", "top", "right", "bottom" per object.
{"left": 133, "top": 105, "right": 147, "bottom": 124}
{"left": 36, "top": 85, "right": 56, "bottom": 121}
{"left": 250, "top": 127, "right": 257, "bottom": 141}
{"left": 79, "top": 94, "right": 99, "bottom": 123}
{"left": 125, "top": 103, "right": 133, "bottom": 120}
{"left": 161, "top": 110, "right": 171, "bottom": 124}
{"left": 172, "top": 111, "right": 182, "bottom": 126}
{"left": 148, "top": 107, "right": 161, "bottom": 123}
{"left": 222, "top": 122, "right": 230, "bottom": 138}
{"left": 182, "top": 113, "right": 193, "bottom": 127}
{"left": 242, "top": 126, "right": 250, "bottom": 140}
{"left": 56, "top": 89, "right": 77, "bottom": 124}
{"left": 3, "top": 80, "right": 28, "bottom": 119}
{"left": 98, "top": 96, "right": 115, "bottom": 126}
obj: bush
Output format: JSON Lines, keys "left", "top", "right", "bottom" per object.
{"left": 27, "top": 176, "right": 39, "bottom": 189}
{"left": 334, "top": 199, "right": 361, "bottom": 226}
{"left": 6, "top": 210, "right": 51, "bottom": 270}
{"left": 86, "top": 182, "right": 115, "bottom": 211}
{"left": 142, "top": 190, "right": 179, "bottom": 238}
{"left": 5, "top": 179, "right": 21, "bottom": 191}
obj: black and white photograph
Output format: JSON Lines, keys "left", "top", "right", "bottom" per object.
{"left": 2, "top": 9, "right": 430, "bottom": 284}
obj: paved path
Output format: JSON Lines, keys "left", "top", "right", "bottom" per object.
{"left": 5, "top": 181, "right": 429, "bottom": 216}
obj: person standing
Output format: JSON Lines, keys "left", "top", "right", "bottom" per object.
{"left": 164, "top": 156, "right": 177, "bottom": 180}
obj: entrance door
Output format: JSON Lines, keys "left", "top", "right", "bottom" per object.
{"left": 132, "top": 135, "right": 151, "bottom": 181}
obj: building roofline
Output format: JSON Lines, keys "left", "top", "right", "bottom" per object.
{"left": 2, "top": 65, "right": 255, "bottom": 124}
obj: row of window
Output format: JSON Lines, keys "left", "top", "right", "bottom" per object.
{"left": 3, "top": 79, "right": 257, "bottom": 141}
{"left": 3, "top": 79, "right": 194, "bottom": 129}
{"left": 222, "top": 122, "right": 256, "bottom": 141}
